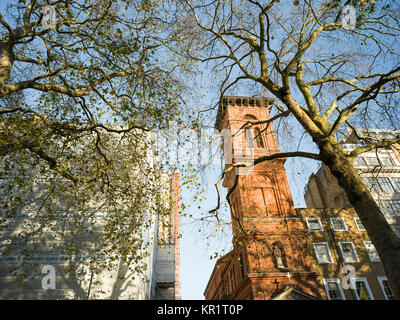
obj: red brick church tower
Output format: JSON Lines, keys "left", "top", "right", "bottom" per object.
{"left": 204, "top": 96, "right": 321, "bottom": 300}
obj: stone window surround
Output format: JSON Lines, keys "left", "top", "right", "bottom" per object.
{"left": 354, "top": 217, "right": 366, "bottom": 231}
{"left": 338, "top": 241, "right": 360, "bottom": 263}
{"left": 363, "top": 240, "right": 381, "bottom": 263}
{"left": 363, "top": 175, "right": 400, "bottom": 195}
{"left": 354, "top": 151, "right": 400, "bottom": 168}
{"left": 330, "top": 217, "right": 348, "bottom": 232}
{"left": 323, "top": 278, "right": 346, "bottom": 300}
{"left": 377, "top": 276, "right": 395, "bottom": 300}
{"left": 353, "top": 277, "right": 374, "bottom": 300}
{"left": 306, "top": 217, "right": 324, "bottom": 232}
{"left": 313, "top": 242, "right": 334, "bottom": 264}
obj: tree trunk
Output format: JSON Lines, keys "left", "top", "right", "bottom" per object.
{"left": 0, "top": 41, "right": 14, "bottom": 87}
{"left": 318, "top": 137, "right": 400, "bottom": 300}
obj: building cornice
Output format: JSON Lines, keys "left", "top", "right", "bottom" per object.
{"left": 214, "top": 96, "right": 275, "bottom": 130}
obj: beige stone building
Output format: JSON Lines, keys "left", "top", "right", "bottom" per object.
{"left": 304, "top": 128, "right": 400, "bottom": 237}
{"left": 297, "top": 208, "right": 394, "bottom": 300}
{"left": 303, "top": 128, "right": 400, "bottom": 300}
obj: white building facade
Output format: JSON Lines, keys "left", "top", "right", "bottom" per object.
{"left": 0, "top": 130, "right": 180, "bottom": 300}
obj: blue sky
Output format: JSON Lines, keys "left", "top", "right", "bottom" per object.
{"left": 0, "top": 0, "right": 328, "bottom": 300}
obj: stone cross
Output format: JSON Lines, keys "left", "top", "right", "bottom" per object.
{"left": 286, "top": 272, "right": 292, "bottom": 284}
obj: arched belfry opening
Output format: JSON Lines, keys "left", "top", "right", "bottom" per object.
{"left": 254, "top": 128, "right": 265, "bottom": 148}
{"left": 244, "top": 114, "right": 257, "bottom": 120}
{"left": 242, "top": 115, "right": 265, "bottom": 149}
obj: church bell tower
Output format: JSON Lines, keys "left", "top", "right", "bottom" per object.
{"left": 214, "top": 96, "right": 320, "bottom": 300}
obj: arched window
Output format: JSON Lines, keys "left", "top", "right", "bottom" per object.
{"left": 244, "top": 114, "right": 257, "bottom": 121}
{"left": 243, "top": 115, "right": 257, "bottom": 150}
{"left": 245, "top": 128, "right": 253, "bottom": 149}
{"left": 254, "top": 128, "right": 264, "bottom": 148}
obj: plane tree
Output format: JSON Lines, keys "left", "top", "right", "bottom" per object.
{"left": 181, "top": 0, "right": 400, "bottom": 298}
{"left": 0, "top": 0, "right": 191, "bottom": 296}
